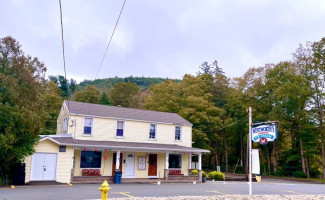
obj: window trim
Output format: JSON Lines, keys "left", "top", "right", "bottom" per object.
{"left": 149, "top": 124, "right": 157, "bottom": 140}
{"left": 79, "top": 150, "right": 102, "bottom": 169}
{"left": 116, "top": 120, "right": 125, "bottom": 138}
{"left": 175, "top": 126, "right": 182, "bottom": 141}
{"left": 83, "top": 117, "right": 93, "bottom": 136}
{"left": 168, "top": 154, "right": 182, "bottom": 169}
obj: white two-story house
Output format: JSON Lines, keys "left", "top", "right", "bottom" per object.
{"left": 24, "top": 101, "right": 209, "bottom": 183}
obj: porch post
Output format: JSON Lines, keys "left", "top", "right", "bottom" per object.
{"left": 164, "top": 153, "right": 169, "bottom": 180}
{"left": 165, "top": 153, "right": 169, "bottom": 169}
{"left": 198, "top": 153, "right": 202, "bottom": 182}
{"left": 116, "top": 151, "right": 120, "bottom": 170}
{"left": 189, "top": 154, "right": 192, "bottom": 170}
{"left": 198, "top": 153, "right": 202, "bottom": 170}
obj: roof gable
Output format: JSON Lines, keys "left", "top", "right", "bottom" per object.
{"left": 64, "top": 101, "right": 192, "bottom": 126}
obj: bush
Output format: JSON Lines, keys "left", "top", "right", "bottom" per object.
{"left": 208, "top": 171, "right": 225, "bottom": 181}
{"left": 191, "top": 169, "right": 198, "bottom": 175}
{"left": 275, "top": 169, "right": 287, "bottom": 177}
{"left": 202, "top": 171, "right": 207, "bottom": 178}
{"left": 292, "top": 171, "right": 307, "bottom": 178}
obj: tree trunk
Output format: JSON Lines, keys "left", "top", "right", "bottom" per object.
{"left": 306, "top": 155, "right": 310, "bottom": 178}
{"left": 299, "top": 138, "right": 306, "bottom": 174}
{"left": 215, "top": 149, "right": 219, "bottom": 167}
{"left": 240, "top": 131, "right": 243, "bottom": 166}
{"left": 273, "top": 141, "right": 278, "bottom": 174}
{"left": 224, "top": 135, "right": 228, "bottom": 173}
{"left": 267, "top": 146, "right": 271, "bottom": 176}
{"left": 319, "top": 112, "right": 325, "bottom": 178}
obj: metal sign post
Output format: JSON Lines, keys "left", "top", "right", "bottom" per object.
{"left": 248, "top": 107, "right": 252, "bottom": 196}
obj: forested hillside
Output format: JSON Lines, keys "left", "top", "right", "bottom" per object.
{"left": 79, "top": 76, "right": 180, "bottom": 91}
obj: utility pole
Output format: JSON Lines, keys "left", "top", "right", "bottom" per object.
{"left": 248, "top": 107, "right": 252, "bottom": 196}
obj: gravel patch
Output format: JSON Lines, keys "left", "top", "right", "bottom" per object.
{"left": 111, "top": 195, "right": 325, "bottom": 200}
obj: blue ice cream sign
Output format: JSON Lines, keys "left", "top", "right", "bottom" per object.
{"left": 252, "top": 124, "right": 277, "bottom": 145}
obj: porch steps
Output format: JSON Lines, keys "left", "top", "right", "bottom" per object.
{"left": 72, "top": 176, "right": 200, "bottom": 184}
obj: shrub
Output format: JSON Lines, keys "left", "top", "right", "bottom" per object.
{"left": 275, "top": 169, "right": 287, "bottom": 177}
{"left": 202, "top": 171, "right": 207, "bottom": 178}
{"left": 292, "top": 171, "right": 307, "bottom": 178}
{"left": 208, "top": 171, "right": 225, "bottom": 181}
{"left": 191, "top": 169, "right": 198, "bottom": 175}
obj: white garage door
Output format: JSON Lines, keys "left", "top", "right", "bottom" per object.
{"left": 31, "top": 153, "right": 57, "bottom": 181}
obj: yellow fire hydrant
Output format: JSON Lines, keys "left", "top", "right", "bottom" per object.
{"left": 99, "top": 180, "right": 111, "bottom": 200}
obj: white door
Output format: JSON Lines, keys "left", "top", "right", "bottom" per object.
{"left": 125, "top": 153, "right": 135, "bottom": 178}
{"left": 31, "top": 153, "right": 57, "bottom": 181}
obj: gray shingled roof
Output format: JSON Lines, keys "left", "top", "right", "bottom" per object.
{"left": 43, "top": 136, "right": 209, "bottom": 153}
{"left": 65, "top": 101, "right": 192, "bottom": 126}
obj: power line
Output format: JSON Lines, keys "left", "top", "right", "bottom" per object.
{"left": 59, "top": 0, "right": 67, "bottom": 79}
{"left": 95, "top": 0, "right": 127, "bottom": 79}
{"left": 195, "top": 115, "right": 249, "bottom": 133}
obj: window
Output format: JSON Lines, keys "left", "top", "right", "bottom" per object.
{"left": 116, "top": 121, "right": 124, "bottom": 137}
{"left": 175, "top": 126, "right": 181, "bottom": 141}
{"left": 169, "top": 154, "right": 182, "bottom": 168}
{"left": 149, "top": 124, "right": 156, "bottom": 139}
{"left": 84, "top": 118, "right": 93, "bottom": 135}
{"left": 63, "top": 117, "right": 68, "bottom": 134}
{"left": 80, "top": 151, "right": 101, "bottom": 168}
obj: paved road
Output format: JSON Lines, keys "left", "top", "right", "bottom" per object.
{"left": 1, "top": 179, "right": 325, "bottom": 200}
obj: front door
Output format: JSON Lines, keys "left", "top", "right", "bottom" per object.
{"left": 112, "top": 153, "right": 123, "bottom": 176}
{"left": 148, "top": 154, "right": 157, "bottom": 177}
{"left": 31, "top": 153, "right": 57, "bottom": 181}
{"left": 125, "top": 153, "right": 135, "bottom": 178}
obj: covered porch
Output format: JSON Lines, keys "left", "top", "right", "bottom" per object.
{"left": 71, "top": 149, "right": 205, "bottom": 183}
{"left": 46, "top": 136, "right": 209, "bottom": 183}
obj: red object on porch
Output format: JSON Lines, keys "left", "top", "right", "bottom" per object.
{"left": 82, "top": 169, "right": 101, "bottom": 176}
{"left": 82, "top": 169, "right": 89, "bottom": 176}
{"left": 94, "top": 169, "right": 101, "bottom": 176}
{"left": 168, "top": 170, "right": 184, "bottom": 176}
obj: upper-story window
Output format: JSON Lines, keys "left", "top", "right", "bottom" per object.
{"left": 149, "top": 124, "right": 156, "bottom": 139}
{"left": 175, "top": 126, "right": 181, "bottom": 141}
{"left": 63, "top": 117, "right": 68, "bottom": 134}
{"left": 84, "top": 118, "right": 93, "bottom": 135}
{"left": 116, "top": 121, "right": 124, "bottom": 137}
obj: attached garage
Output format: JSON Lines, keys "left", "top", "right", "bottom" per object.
{"left": 24, "top": 136, "right": 74, "bottom": 184}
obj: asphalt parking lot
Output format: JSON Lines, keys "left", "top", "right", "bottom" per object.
{"left": 1, "top": 179, "right": 325, "bottom": 200}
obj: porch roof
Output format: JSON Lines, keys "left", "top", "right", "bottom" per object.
{"left": 40, "top": 135, "right": 210, "bottom": 154}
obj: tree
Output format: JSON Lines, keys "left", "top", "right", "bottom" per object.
{"left": 0, "top": 36, "right": 48, "bottom": 183}
{"left": 100, "top": 92, "right": 111, "bottom": 105}
{"left": 198, "top": 60, "right": 224, "bottom": 76}
{"left": 110, "top": 82, "right": 139, "bottom": 107}
{"left": 73, "top": 85, "right": 101, "bottom": 104}
{"left": 49, "top": 75, "right": 77, "bottom": 97}
{"left": 43, "top": 81, "right": 63, "bottom": 135}
{"left": 145, "top": 75, "right": 223, "bottom": 153}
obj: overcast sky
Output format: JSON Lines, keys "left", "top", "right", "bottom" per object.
{"left": 1, "top": 0, "right": 325, "bottom": 82}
